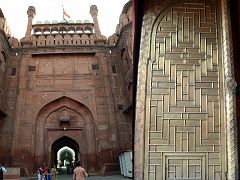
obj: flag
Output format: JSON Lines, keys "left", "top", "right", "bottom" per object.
{"left": 62, "top": 5, "right": 70, "bottom": 22}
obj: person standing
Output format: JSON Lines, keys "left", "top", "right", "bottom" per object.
{"left": 46, "top": 169, "right": 51, "bottom": 180}
{"left": 50, "top": 165, "right": 58, "bottom": 180}
{"left": 0, "top": 163, "right": 7, "bottom": 180}
{"left": 42, "top": 163, "right": 49, "bottom": 180}
{"left": 37, "top": 166, "right": 42, "bottom": 180}
{"left": 72, "top": 161, "right": 88, "bottom": 180}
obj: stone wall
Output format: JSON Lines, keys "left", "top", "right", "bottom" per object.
{"left": 0, "top": 2, "right": 133, "bottom": 176}
{"left": 0, "top": 29, "right": 15, "bottom": 166}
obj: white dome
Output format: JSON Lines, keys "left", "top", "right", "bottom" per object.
{"left": 83, "top": 19, "right": 90, "bottom": 23}
{"left": 68, "top": 20, "right": 74, "bottom": 23}
{"left": 76, "top": 20, "right": 82, "bottom": 23}
{"left": 44, "top": 20, "right": 50, "bottom": 24}
{"left": 36, "top": 21, "right": 42, "bottom": 24}
{"left": 52, "top": 20, "right": 58, "bottom": 24}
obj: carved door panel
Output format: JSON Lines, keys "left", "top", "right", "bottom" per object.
{"left": 145, "top": 0, "right": 225, "bottom": 179}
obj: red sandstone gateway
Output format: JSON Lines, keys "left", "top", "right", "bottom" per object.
{"left": 0, "top": 1, "right": 133, "bottom": 177}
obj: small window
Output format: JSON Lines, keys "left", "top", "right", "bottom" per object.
{"left": 112, "top": 65, "right": 117, "bottom": 73}
{"left": 92, "top": 64, "right": 99, "bottom": 70}
{"left": 117, "top": 104, "right": 123, "bottom": 110}
{"left": 1, "top": 52, "right": 6, "bottom": 63}
{"left": 28, "top": 66, "right": 36, "bottom": 71}
{"left": 11, "top": 67, "right": 16, "bottom": 76}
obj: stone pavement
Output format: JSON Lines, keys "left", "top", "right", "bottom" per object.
{"left": 58, "top": 174, "right": 130, "bottom": 180}
{"left": 20, "top": 174, "right": 131, "bottom": 180}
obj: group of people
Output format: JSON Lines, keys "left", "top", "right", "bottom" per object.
{"left": 38, "top": 164, "right": 58, "bottom": 180}
{"left": 38, "top": 161, "right": 88, "bottom": 180}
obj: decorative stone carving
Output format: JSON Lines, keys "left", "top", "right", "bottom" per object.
{"left": 221, "top": 0, "right": 239, "bottom": 178}
{"left": 225, "top": 76, "right": 237, "bottom": 93}
{"left": 59, "top": 108, "right": 70, "bottom": 122}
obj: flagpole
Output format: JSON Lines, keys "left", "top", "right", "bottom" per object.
{"left": 62, "top": 5, "right": 70, "bottom": 23}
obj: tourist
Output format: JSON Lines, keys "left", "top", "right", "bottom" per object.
{"left": 37, "top": 166, "right": 42, "bottom": 180}
{"left": 66, "top": 164, "right": 70, "bottom": 174}
{"left": 46, "top": 169, "right": 51, "bottom": 180}
{"left": 72, "top": 161, "right": 88, "bottom": 180}
{"left": 42, "top": 163, "right": 49, "bottom": 180}
{"left": 50, "top": 165, "right": 58, "bottom": 180}
{"left": 70, "top": 162, "right": 74, "bottom": 174}
{"left": 0, "top": 163, "right": 7, "bottom": 180}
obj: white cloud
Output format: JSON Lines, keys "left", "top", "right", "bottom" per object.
{"left": 1, "top": 0, "right": 128, "bottom": 39}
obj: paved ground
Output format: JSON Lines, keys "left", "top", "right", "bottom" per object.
{"left": 21, "top": 174, "right": 131, "bottom": 180}
{"left": 59, "top": 174, "right": 130, "bottom": 180}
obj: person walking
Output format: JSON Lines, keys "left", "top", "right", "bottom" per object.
{"left": 46, "top": 169, "right": 51, "bottom": 180}
{"left": 72, "top": 161, "right": 88, "bottom": 180}
{"left": 0, "top": 163, "right": 7, "bottom": 180}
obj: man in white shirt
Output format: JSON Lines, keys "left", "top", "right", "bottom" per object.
{"left": 0, "top": 163, "right": 7, "bottom": 180}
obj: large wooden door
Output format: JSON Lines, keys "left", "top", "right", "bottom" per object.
{"left": 142, "top": 0, "right": 228, "bottom": 179}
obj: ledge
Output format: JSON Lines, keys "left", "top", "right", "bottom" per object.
{"left": 31, "top": 51, "right": 96, "bottom": 56}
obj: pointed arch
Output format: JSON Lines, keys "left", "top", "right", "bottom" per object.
{"left": 51, "top": 136, "right": 79, "bottom": 167}
{"left": 34, "top": 96, "right": 96, "bottom": 172}
{"left": 36, "top": 96, "right": 94, "bottom": 126}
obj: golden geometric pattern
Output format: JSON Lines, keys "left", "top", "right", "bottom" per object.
{"left": 147, "top": 0, "right": 224, "bottom": 179}
{"left": 163, "top": 154, "right": 206, "bottom": 180}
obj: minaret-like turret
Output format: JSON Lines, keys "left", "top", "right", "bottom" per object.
{"left": 25, "top": 6, "right": 36, "bottom": 37}
{"left": 0, "top": 9, "right": 6, "bottom": 30}
{"left": 0, "top": 9, "right": 11, "bottom": 38}
{"left": 90, "top": 5, "right": 101, "bottom": 38}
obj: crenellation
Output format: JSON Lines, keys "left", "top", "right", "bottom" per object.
{"left": 29, "top": 23, "right": 111, "bottom": 46}
{"left": 19, "top": 5, "right": 110, "bottom": 47}
{"left": 32, "top": 23, "right": 94, "bottom": 35}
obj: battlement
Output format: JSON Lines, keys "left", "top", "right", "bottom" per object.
{"left": 29, "top": 22, "right": 108, "bottom": 46}
{"left": 32, "top": 21, "right": 94, "bottom": 35}
{"left": 30, "top": 33, "right": 104, "bottom": 46}
{"left": 19, "top": 5, "right": 109, "bottom": 47}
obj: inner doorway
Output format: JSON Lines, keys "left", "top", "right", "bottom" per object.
{"left": 57, "top": 146, "right": 75, "bottom": 168}
{"left": 51, "top": 136, "right": 79, "bottom": 174}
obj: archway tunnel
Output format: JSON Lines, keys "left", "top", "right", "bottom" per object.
{"left": 51, "top": 136, "right": 79, "bottom": 174}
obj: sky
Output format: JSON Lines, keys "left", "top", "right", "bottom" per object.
{"left": 0, "top": 0, "right": 129, "bottom": 39}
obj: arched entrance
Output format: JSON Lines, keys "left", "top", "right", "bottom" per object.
{"left": 52, "top": 136, "right": 79, "bottom": 174}
{"left": 34, "top": 96, "right": 96, "bottom": 172}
